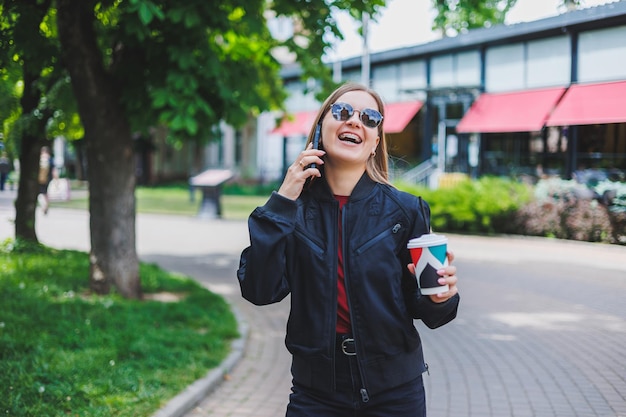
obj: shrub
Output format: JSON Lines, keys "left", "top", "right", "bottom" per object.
{"left": 517, "top": 198, "right": 613, "bottom": 243}
{"left": 396, "top": 175, "right": 623, "bottom": 245}
{"left": 515, "top": 178, "right": 615, "bottom": 243}
{"left": 593, "top": 179, "right": 626, "bottom": 243}
{"left": 396, "top": 176, "right": 532, "bottom": 235}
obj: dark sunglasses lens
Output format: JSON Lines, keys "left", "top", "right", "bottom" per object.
{"left": 332, "top": 103, "right": 353, "bottom": 121}
{"left": 331, "top": 103, "right": 382, "bottom": 128}
{"left": 361, "top": 109, "right": 382, "bottom": 128}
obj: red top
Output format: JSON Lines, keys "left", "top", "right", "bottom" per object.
{"left": 334, "top": 195, "right": 351, "bottom": 334}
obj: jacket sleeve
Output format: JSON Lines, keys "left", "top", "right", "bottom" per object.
{"left": 402, "top": 195, "right": 460, "bottom": 328}
{"left": 412, "top": 293, "right": 460, "bottom": 329}
{"left": 237, "top": 191, "right": 297, "bottom": 306}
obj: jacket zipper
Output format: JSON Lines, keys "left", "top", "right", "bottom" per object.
{"left": 342, "top": 203, "right": 370, "bottom": 403}
{"left": 332, "top": 201, "right": 339, "bottom": 392}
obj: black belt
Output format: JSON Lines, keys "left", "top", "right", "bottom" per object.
{"left": 336, "top": 334, "right": 357, "bottom": 356}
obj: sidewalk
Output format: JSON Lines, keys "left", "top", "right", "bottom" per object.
{"left": 1, "top": 191, "right": 625, "bottom": 417}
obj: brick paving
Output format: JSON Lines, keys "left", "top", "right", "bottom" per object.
{"left": 1, "top": 189, "right": 625, "bottom": 417}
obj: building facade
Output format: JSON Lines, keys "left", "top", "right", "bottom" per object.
{"left": 235, "top": 2, "right": 626, "bottom": 186}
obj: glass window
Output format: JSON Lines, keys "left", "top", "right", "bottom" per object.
{"left": 485, "top": 43, "right": 524, "bottom": 92}
{"left": 372, "top": 65, "right": 399, "bottom": 102}
{"left": 446, "top": 102, "right": 464, "bottom": 120}
{"left": 578, "top": 25, "right": 626, "bottom": 83}
{"left": 456, "top": 51, "right": 481, "bottom": 86}
{"left": 284, "top": 80, "right": 318, "bottom": 111}
{"left": 431, "top": 54, "right": 455, "bottom": 88}
{"left": 342, "top": 69, "right": 362, "bottom": 84}
{"left": 527, "top": 36, "right": 570, "bottom": 88}
{"left": 399, "top": 59, "right": 427, "bottom": 91}
{"left": 432, "top": 52, "right": 480, "bottom": 88}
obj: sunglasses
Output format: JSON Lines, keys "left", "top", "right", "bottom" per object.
{"left": 330, "top": 102, "right": 383, "bottom": 129}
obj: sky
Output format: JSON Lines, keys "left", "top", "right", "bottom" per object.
{"left": 328, "top": 0, "right": 618, "bottom": 61}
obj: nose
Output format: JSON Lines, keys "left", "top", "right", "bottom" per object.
{"left": 346, "top": 109, "right": 362, "bottom": 126}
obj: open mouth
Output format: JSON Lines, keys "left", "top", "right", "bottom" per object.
{"left": 338, "top": 133, "right": 362, "bottom": 144}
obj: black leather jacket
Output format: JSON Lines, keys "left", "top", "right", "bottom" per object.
{"left": 237, "top": 173, "right": 459, "bottom": 397}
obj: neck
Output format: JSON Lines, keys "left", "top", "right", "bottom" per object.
{"left": 324, "top": 164, "right": 365, "bottom": 196}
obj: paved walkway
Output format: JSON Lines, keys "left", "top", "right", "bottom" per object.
{"left": 1, "top": 189, "right": 625, "bottom": 417}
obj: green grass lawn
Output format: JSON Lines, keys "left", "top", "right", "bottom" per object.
{"left": 52, "top": 185, "right": 270, "bottom": 219}
{"left": 0, "top": 242, "right": 238, "bottom": 416}
{"left": 1, "top": 184, "right": 265, "bottom": 415}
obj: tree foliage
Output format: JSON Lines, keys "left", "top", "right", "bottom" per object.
{"left": 91, "top": 1, "right": 280, "bottom": 143}
{"left": 85, "top": 0, "right": 387, "bottom": 143}
{"left": 0, "top": 0, "right": 384, "bottom": 297}
{"left": 272, "top": 0, "right": 385, "bottom": 100}
{"left": 431, "top": 0, "right": 591, "bottom": 36}
{"left": 560, "top": 0, "right": 583, "bottom": 12}
{"left": 0, "top": 0, "right": 76, "bottom": 242}
{"left": 431, "top": 0, "right": 518, "bottom": 36}
{"left": 5, "top": 0, "right": 562, "bottom": 297}
{"left": 0, "top": 1, "right": 78, "bottom": 148}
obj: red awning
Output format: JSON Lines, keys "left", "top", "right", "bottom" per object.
{"left": 272, "top": 111, "right": 317, "bottom": 136}
{"left": 383, "top": 101, "right": 423, "bottom": 134}
{"left": 456, "top": 87, "right": 566, "bottom": 133}
{"left": 546, "top": 80, "right": 626, "bottom": 126}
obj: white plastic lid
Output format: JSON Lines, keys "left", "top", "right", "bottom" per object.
{"left": 407, "top": 233, "right": 447, "bottom": 248}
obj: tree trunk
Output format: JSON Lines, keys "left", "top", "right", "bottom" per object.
{"left": 56, "top": 0, "right": 142, "bottom": 298}
{"left": 14, "top": 67, "right": 51, "bottom": 242}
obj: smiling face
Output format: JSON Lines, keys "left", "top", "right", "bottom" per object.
{"left": 320, "top": 90, "right": 381, "bottom": 170}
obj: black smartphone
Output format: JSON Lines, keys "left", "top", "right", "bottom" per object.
{"left": 309, "top": 122, "right": 321, "bottom": 170}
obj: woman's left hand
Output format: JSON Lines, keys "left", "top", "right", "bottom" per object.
{"left": 407, "top": 250, "right": 458, "bottom": 303}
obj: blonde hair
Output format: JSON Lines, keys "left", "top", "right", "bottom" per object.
{"left": 304, "top": 82, "right": 391, "bottom": 185}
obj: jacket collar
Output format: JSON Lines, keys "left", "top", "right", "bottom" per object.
{"left": 310, "top": 172, "right": 378, "bottom": 203}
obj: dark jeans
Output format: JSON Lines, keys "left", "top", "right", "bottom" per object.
{"left": 286, "top": 336, "right": 426, "bottom": 417}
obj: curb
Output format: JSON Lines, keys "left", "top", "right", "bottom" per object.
{"left": 151, "top": 304, "right": 249, "bottom": 417}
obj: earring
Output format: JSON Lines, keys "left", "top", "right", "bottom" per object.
{"left": 371, "top": 150, "right": 376, "bottom": 157}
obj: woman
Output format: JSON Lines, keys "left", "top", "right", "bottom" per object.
{"left": 237, "top": 82, "right": 460, "bottom": 416}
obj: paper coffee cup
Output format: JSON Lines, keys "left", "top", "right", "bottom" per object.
{"left": 407, "top": 234, "right": 449, "bottom": 295}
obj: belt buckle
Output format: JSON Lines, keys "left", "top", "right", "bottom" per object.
{"left": 341, "top": 338, "right": 356, "bottom": 356}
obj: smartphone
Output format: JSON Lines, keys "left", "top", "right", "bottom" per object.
{"left": 309, "top": 122, "right": 321, "bottom": 170}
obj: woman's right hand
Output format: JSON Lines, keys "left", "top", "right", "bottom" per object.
{"left": 277, "top": 143, "right": 325, "bottom": 200}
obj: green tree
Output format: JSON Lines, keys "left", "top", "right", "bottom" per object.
{"left": 431, "top": 0, "right": 518, "bottom": 36}
{"left": 50, "top": 0, "right": 386, "bottom": 298}
{"left": 5, "top": 0, "right": 574, "bottom": 298}
{"left": 560, "top": 0, "right": 583, "bottom": 12}
{"left": 0, "top": 0, "right": 73, "bottom": 242}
